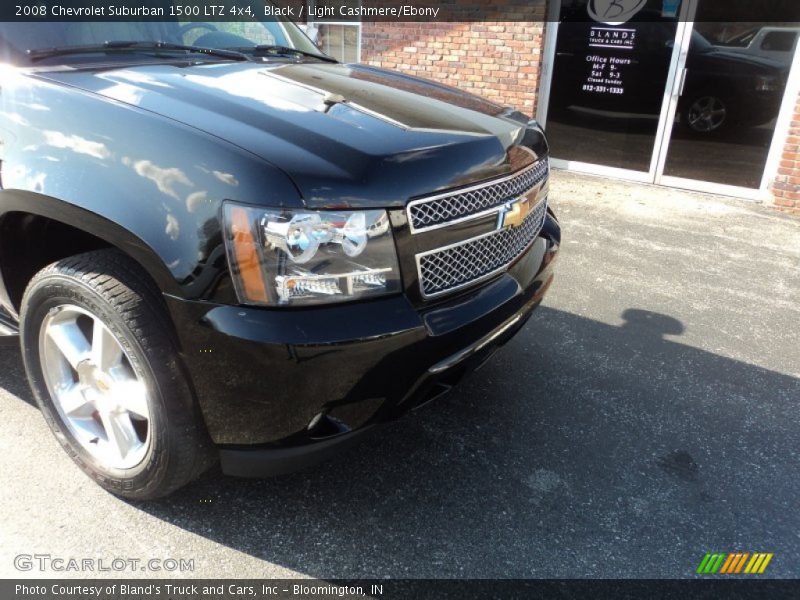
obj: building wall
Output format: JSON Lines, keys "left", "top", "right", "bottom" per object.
{"left": 361, "top": 21, "right": 547, "bottom": 118}
{"left": 771, "top": 93, "right": 800, "bottom": 215}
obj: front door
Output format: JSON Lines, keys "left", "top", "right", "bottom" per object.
{"left": 541, "top": 0, "right": 799, "bottom": 197}
{"left": 657, "top": 1, "right": 797, "bottom": 194}
{"left": 541, "top": 0, "right": 687, "bottom": 181}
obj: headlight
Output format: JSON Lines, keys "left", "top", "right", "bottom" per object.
{"left": 755, "top": 75, "right": 779, "bottom": 92}
{"left": 223, "top": 203, "right": 401, "bottom": 306}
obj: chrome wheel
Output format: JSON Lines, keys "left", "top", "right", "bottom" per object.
{"left": 39, "top": 304, "right": 151, "bottom": 470}
{"left": 687, "top": 96, "right": 727, "bottom": 133}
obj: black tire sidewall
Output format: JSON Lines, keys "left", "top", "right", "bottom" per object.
{"left": 21, "top": 275, "right": 172, "bottom": 497}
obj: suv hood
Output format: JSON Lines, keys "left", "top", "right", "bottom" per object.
{"left": 704, "top": 47, "right": 787, "bottom": 72}
{"left": 39, "top": 61, "right": 545, "bottom": 208}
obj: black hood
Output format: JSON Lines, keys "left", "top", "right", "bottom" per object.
{"left": 40, "top": 61, "right": 546, "bottom": 208}
{"left": 705, "top": 47, "right": 787, "bottom": 73}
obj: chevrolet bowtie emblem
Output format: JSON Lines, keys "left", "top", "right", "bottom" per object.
{"left": 499, "top": 197, "right": 532, "bottom": 229}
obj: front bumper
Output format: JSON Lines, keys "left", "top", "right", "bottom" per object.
{"left": 165, "top": 213, "right": 560, "bottom": 475}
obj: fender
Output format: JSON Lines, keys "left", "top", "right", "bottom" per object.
{"left": 0, "top": 189, "right": 182, "bottom": 313}
{"left": 0, "top": 67, "right": 303, "bottom": 313}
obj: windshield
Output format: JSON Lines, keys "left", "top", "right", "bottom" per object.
{"left": 724, "top": 29, "right": 759, "bottom": 47}
{"left": 0, "top": 2, "right": 323, "bottom": 65}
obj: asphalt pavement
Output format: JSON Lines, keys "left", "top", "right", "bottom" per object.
{"left": 1, "top": 171, "right": 798, "bottom": 578}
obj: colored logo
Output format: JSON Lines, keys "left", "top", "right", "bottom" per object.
{"left": 696, "top": 552, "right": 773, "bottom": 575}
{"left": 587, "top": 0, "right": 648, "bottom": 25}
{"left": 499, "top": 197, "right": 533, "bottom": 229}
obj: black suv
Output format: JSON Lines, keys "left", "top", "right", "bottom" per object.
{"left": 0, "top": 19, "right": 559, "bottom": 499}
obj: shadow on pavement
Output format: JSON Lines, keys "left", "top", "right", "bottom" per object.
{"left": 0, "top": 344, "right": 35, "bottom": 407}
{"left": 2, "top": 306, "right": 798, "bottom": 577}
{"left": 135, "top": 306, "right": 800, "bottom": 577}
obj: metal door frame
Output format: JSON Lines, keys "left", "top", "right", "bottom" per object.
{"left": 655, "top": 5, "right": 800, "bottom": 200}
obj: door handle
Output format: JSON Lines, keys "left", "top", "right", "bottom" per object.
{"left": 678, "top": 68, "right": 688, "bottom": 97}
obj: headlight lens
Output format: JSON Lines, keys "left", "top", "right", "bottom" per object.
{"left": 755, "top": 75, "right": 779, "bottom": 92}
{"left": 223, "top": 203, "right": 401, "bottom": 306}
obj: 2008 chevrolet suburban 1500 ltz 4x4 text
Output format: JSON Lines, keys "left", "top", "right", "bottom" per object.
{"left": 0, "top": 18, "right": 559, "bottom": 499}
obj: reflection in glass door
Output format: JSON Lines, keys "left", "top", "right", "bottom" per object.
{"left": 543, "top": 0, "right": 686, "bottom": 175}
{"left": 541, "top": 0, "right": 799, "bottom": 197}
{"left": 659, "top": 3, "right": 796, "bottom": 190}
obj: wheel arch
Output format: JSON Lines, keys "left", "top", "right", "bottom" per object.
{"left": 0, "top": 190, "right": 181, "bottom": 319}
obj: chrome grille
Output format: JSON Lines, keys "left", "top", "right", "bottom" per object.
{"left": 417, "top": 198, "right": 548, "bottom": 298}
{"left": 408, "top": 159, "right": 549, "bottom": 233}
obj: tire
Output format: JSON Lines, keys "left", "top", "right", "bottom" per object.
{"left": 681, "top": 94, "right": 731, "bottom": 134}
{"left": 20, "top": 249, "right": 214, "bottom": 500}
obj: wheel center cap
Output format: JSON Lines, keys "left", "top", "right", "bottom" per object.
{"left": 77, "top": 361, "right": 111, "bottom": 393}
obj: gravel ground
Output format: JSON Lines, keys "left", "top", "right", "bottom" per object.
{"left": 1, "top": 170, "right": 798, "bottom": 579}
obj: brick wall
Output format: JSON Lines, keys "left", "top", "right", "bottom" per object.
{"left": 771, "top": 93, "right": 800, "bottom": 215}
{"left": 360, "top": 21, "right": 547, "bottom": 117}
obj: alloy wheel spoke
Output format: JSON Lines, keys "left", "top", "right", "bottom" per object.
{"left": 99, "top": 410, "right": 140, "bottom": 460}
{"left": 113, "top": 379, "right": 149, "bottom": 418}
{"left": 42, "top": 304, "right": 151, "bottom": 469}
{"left": 92, "top": 318, "right": 123, "bottom": 372}
{"left": 57, "top": 383, "right": 94, "bottom": 416}
{"left": 70, "top": 414, "right": 106, "bottom": 442}
{"left": 47, "top": 320, "right": 91, "bottom": 369}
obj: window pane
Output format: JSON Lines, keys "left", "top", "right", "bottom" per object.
{"left": 663, "top": 17, "right": 793, "bottom": 188}
{"left": 317, "top": 24, "right": 360, "bottom": 63}
{"left": 761, "top": 31, "right": 797, "bottom": 52}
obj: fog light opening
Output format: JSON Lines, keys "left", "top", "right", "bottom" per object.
{"left": 307, "top": 414, "right": 351, "bottom": 440}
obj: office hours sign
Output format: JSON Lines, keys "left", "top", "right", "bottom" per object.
{"left": 584, "top": 0, "right": 642, "bottom": 97}
{"left": 583, "top": 27, "right": 636, "bottom": 95}
{"left": 578, "top": 0, "right": 682, "bottom": 99}
{"left": 549, "top": 0, "right": 680, "bottom": 119}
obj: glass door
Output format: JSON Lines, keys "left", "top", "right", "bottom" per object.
{"left": 655, "top": 1, "right": 798, "bottom": 194}
{"left": 540, "top": 0, "right": 799, "bottom": 198}
{"left": 541, "top": 0, "right": 688, "bottom": 180}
